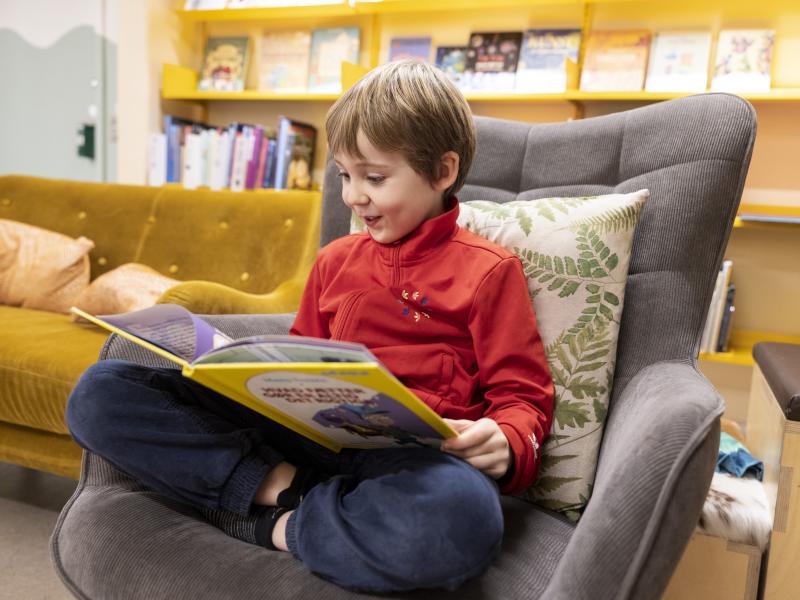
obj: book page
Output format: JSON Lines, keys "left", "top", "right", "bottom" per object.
{"left": 194, "top": 336, "right": 376, "bottom": 365}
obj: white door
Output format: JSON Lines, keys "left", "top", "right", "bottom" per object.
{"left": 0, "top": 0, "right": 116, "bottom": 181}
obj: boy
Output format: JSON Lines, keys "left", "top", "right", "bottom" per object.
{"left": 66, "top": 60, "right": 553, "bottom": 593}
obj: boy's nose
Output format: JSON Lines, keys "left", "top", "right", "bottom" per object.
{"left": 344, "top": 187, "right": 369, "bottom": 207}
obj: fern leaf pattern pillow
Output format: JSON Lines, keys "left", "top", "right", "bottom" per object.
{"left": 458, "top": 191, "right": 648, "bottom": 519}
{"left": 351, "top": 189, "right": 648, "bottom": 519}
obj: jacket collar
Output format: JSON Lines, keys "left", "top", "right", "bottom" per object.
{"left": 374, "top": 197, "right": 460, "bottom": 263}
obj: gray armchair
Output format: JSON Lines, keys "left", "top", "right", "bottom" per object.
{"left": 51, "top": 93, "right": 755, "bottom": 599}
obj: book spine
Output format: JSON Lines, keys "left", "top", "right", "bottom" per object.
{"left": 254, "top": 131, "right": 269, "bottom": 189}
{"left": 263, "top": 138, "right": 277, "bottom": 189}
{"left": 274, "top": 117, "right": 290, "bottom": 189}
{"left": 709, "top": 260, "right": 734, "bottom": 353}
{"left": 245, "top": 125, "right": 264, "bottom": 190}
{"left": 700, "top": 268, "right": 724, "bottom": 353}
{"left": 716, "top": 284, "right": 736, "bottom": 352}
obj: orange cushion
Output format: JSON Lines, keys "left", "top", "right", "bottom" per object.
{"left": 0, "top": 219, "right": 94, "bottom": 314}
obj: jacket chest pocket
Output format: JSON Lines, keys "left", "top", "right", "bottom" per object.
{"left": 437, "top": 353, "right": 455, "bottom": 397}
{"left": 330, "top": 291, "right": 366, "bottom": 341}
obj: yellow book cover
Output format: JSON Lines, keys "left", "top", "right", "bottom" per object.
{"left": 580, "top": 30, "right": 651, "bottom": 92}
{"left": 72, "top": 304, "right": 457, "bottom": 452}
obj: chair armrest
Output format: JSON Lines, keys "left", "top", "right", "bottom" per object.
{"left": 544, "top": 360, "right": 723, "bottom": 600}
{"left": 157, "top": 277, "right": 307, "bottom": 315}
{"left": 100, "top": 313, "right": 296, "bottom": 366}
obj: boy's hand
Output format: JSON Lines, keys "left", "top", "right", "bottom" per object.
{"left": 441, "top": 418, "right": 511, "bottom": 479}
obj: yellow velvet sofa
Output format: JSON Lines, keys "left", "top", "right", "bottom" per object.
{"left": 0, "top": 175, "right": 320, "bottom": 479}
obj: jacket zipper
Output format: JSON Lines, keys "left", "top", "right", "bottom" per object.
{"left": 391, "top": 246, "right": 401, "bottom": 287}
{"left": 331, "top": 291, "right": 366, "bottom": 340}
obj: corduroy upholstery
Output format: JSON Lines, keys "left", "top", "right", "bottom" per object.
{"left": 0, "top": 176, "right": 321, "bottom": 478}
{"left": 53, "top": 94, "right": 754, "bottom": 599}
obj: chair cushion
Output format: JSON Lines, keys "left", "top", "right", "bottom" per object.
{"left": 53, "top": 452, "right": 575, "bottom": 600}
{"left": 0, "top": 306, "right": 108, "bottom": 434}
{"left": 353, "top": 190, "right": 649, "bottom": 518}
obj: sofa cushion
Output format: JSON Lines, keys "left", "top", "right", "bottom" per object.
{"left": 0, "top": 219, "right": 94, "bottom": 313}
{"left": 72, "top": 263, "right": 179, "bottom": 319}
{"left": 0, "top": 306, "right": 108, "bottom": 434}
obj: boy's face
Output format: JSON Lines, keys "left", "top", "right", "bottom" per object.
{"left": 334, "top": 131, "right": 450, "bottom": 244}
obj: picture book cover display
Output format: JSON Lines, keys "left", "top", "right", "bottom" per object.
{"left": 515, "top": 29, "right": 581, "bottom": 93}
{"left": 464, "top": 31, "right": 523, "bottom": 91}
{"left": 579, "top": 30, "right": 651, "bottom": 92}
{"left": 198, "top": 36, "right": 250, "bottom": 92}
{"left": 711, "top": 29, "right": 775, "bottom": 93}
{"left": 435, "top": 46, "right": 468, "bottom": 88}
{"left": 645, "top": 31, "right": 712, "bottom": 92}
{"left": 388, "top": 37, "right": 432, "bottom": 62}
{"left": 258, "top": 31, "right": 311, "bottom": 93}
{"left": 308, "top": 27, "right": 360, "bottom": 93}
{"left": 73, "top": 304, "right": 457, "bottom": 452}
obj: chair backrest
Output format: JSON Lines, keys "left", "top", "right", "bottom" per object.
{"left": 320, "top": 93, "right": 756, "bottom": 400}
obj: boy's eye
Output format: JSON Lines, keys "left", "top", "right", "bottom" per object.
{"left": 367, "top": 175, "right": 385, "bottom": 184}
{"left": 336, "top": 171, "right": 350, "bottom": 181}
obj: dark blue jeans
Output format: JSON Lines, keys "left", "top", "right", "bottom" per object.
{"left": 66, "top": 359, "right": 503, "bottom": 592}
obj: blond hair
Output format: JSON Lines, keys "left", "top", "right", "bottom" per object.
{"left": 325, "top": 60, "right": 475, "bottom": 199}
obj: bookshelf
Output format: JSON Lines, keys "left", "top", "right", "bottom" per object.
{"left": 160, "top": 0, "right": 800, "bottom": 418}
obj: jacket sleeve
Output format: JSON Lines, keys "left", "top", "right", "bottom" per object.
{"left": 289, "top": 259, "right": 331, "bottom": 339}
{"left": 467, "top": 256, "right": 554, "bottom": 494}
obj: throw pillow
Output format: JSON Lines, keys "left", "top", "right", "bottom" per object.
{"left": 352, "top": 190, "right": 649, "bottom": 519}
{"left": 72, "top": 263, "right": 180, "bottom": 319}
{"left": 0, "top": 219, "right": 94, "bottom": 314}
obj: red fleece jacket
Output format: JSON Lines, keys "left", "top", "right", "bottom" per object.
{"left": 290, "top": 200, "right": 554, "bottom": 493}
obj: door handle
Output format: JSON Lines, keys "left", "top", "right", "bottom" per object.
{"left": 77, "top": 123, "right": 95, "bottom": 160}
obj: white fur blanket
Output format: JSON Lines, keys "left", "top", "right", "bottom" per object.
{"left": 696, "top": 472, "right": 772, "bottom": 550}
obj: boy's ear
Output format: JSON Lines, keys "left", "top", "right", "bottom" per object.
{"left": 433, "top": 151, "right": 460, "bottom": 192}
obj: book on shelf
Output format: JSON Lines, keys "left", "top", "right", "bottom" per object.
{"left": 700, "top": 259, "right": 734, "bottom": 354}
{"left": 711, "top": 29, "right": 775, "bottom": 93}
{"left": 435, "top": 46, "right": 469, "bottom": 89}
{"left": 515, "top": 29, "right": 581, "bottom": 93}
{"left": 198, "top": 36, "right": 250, "bottom": 92}
{"left": 163, "top": 116, "right": 206, "bottom": 184}
{"left": 258, "top": 31, "right": 311, "bottom": 93}
{"left": 644, "top": 31, "right": 712, "bottom": 93}
{"left": 580, "top": 30, "right": 651, "bottom": 92}
{"left": 274, "top": 117, "right": 317, "bottom": 190}
{"left": 716, "top": 284, "right": 736, "bottom": 353}
{"left": 388, "top": 37, "right": 432, "bottom": 62}
{"left": 464, "top": 31, "right": 523, "bottom": 92}
{"left": 73, "top": 304, "right": 457, "bottom": 453}
{"left": 308, "top": 27, "right": 360, "bottom": 93}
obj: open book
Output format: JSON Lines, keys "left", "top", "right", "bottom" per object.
{"left": 73, "top": 304, "right": 457, "bottom": 452}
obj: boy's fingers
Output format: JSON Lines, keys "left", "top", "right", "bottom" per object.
{"left": 442, "top": 421, "right": 493, "bottom": 450}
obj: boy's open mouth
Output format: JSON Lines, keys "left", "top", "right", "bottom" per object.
{"left": 362, "top": 216, "right": 382, "bottom": 226}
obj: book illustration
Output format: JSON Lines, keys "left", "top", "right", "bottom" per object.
{"left": 435, "top": 46, "right": 468, "bottom": 88}
{"left": 308, "top": 27, "right": 360, "bottom": 93}
{"left": 711, "top": 29, "right": 774, "bottom": 93}
{"left": 198, "top": 36, "right": 250, "bottom": 92}
{"left": 515, "top": 29, "right": 581, "bottom": 93}
{"left": 388, "top": 37, "right": 432, "bottom": 62}
{"left": 645, "top": 31, "right": 712, "bottom": 93}
{"left": 72, "top": 304, "right": 456, "bottom": 452}
{"left": 258, "top": 31, "right": 311, "bottom": 93}
{"left": 465, "top": 31, "right": 523, "bottom": 91}
{"left": 579, "top": 30, "right": 651, "bottom": 92}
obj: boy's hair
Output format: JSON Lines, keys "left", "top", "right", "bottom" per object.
{"left": 325, "top": 59, "right": 476, "bottom": 199}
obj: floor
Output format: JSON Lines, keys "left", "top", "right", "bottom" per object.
{"left": 0, "top": 462, "right": 78, "bottom": 600}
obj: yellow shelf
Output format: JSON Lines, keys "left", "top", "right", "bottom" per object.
{"left": 733, "top": 203, "right": 800, "bottom": 229}
{"left": 699, "top": 330, "right": 800, "bottom": 366}
{"left": 163, "top": 62, "right": 800, "bottom": 105}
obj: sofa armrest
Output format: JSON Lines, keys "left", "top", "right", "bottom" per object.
{"left": 156, "top": 277, "right": 306, "bottom": 315}
{"left": 100, "top": 313, "right": 296, "bottom": 365}
{"left": 544, "top": 361, "right": 723, "bottom": 600}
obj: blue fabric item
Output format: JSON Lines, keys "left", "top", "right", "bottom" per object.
{"left": 65, "top": 359, "right": 503, "bottom": 593}
{"left": 716, "top": 432, "right": 764, "bottom": 480}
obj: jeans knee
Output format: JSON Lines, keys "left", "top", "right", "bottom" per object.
{"left": 66, "top": 360, "right": 142, "bottom": 449}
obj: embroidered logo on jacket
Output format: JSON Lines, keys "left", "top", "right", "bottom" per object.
{"left": 397, "top": 289, "right": 430, "bottom": 323}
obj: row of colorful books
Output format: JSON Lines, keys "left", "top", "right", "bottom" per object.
{"left": 437, "top": 28, "right": 775, "bottom": 94}
{"left": 196, "top": 27, "right": 776, "bottom": 97}
{"left": 198, "top": 27, "right": 358, "bottom": 93}
{"left": 700, "top": 260, "right": 736, "bottom": 354}
{"left": 148, "top": 115, "right": 317, "bottom": 191}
